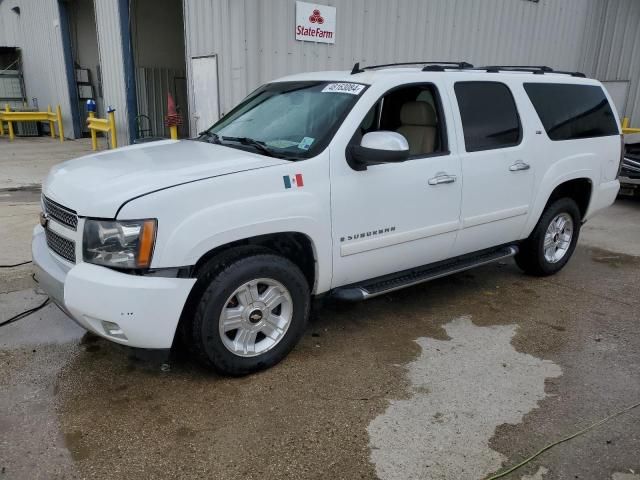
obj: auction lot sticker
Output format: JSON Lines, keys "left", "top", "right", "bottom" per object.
{"left": 321, "top": 83, "right": 366, "bottom": 95}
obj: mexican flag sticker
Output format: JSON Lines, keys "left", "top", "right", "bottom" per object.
{"left": 283, "top": 174, "right": 304, "bottom": 189}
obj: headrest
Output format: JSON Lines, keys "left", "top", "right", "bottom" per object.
{"left": 400, "top": 101, "right": 437, "bottom": 126}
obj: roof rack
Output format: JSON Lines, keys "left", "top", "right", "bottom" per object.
{"left": 351, "top": 61, "right": 473, "bottom": 74}
{"left": 480, "top": 65, "right": 586, "bottom": 77}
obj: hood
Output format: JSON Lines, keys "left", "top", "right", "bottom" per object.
{"left": 43, "top": 140, "right": 286, "bottom": 218}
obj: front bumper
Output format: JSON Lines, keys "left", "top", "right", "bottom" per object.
{"left": 32, "top": 226, "right": 196, "bottom": 349}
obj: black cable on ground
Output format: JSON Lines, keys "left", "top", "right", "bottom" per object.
{"left": 0, "top": 260, "right": 32, "bottom": 268}
{"left": 0, "top": 297, "right": 50, "bottom": 328}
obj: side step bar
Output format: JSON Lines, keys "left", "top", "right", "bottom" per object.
{"left": 331, "top": 245, "right": 519, "bottom": 301}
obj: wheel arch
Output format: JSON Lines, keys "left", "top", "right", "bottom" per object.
{"left": 174, "top": 231, "right": 318, "bottom": 349}
{"left": 523, "top": 171, "right": 595, "bottom": 238}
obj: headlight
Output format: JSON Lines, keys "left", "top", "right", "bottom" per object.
{"left": 83, "top": 219, "right": 157, "bottom": 269}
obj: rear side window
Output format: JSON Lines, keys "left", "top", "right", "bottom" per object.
{"left": 524, "top": 83, "right": 618, "bottom": 141}
{"left": 454, "top": 82, "right": 521, "bottom": 152}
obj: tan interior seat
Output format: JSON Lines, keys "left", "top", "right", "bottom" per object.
{"left": 396, "top": 101, "right": 437, "bottom": 155}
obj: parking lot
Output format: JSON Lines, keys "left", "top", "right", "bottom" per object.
{"left": 1, "top": 138, "right": 639, "bottom": 480}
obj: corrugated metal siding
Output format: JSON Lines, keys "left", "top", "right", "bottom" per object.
{"left": 0, "top": 0, "right": 76, "bottom": 138}
{"left": 136, "top": 67, "right": 187, "bottom": 138}
{"left": 580, "top": 0, "right": 640, "bottom": 125}
{"left": 183, "top": 0, "right": 598, "bottom": 133}
{"left": 93, "top": 0, "right": 130, "bottom": 144}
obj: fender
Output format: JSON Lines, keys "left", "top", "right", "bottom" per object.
{"left": 116, "top": 154, "right": 333, "bottom": 293}
{"left": 521, "top": 153, "right": 597, "bottom": 237}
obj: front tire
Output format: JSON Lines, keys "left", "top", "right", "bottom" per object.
{"left": 190, "top": 250, "right": 310, "bottom": 376}
{"left": 515, "top": 198, "right": 581, "bottom": 276}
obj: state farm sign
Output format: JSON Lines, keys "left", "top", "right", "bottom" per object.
{"left": 295, "top": 1, "right": 336, "bottom": 44}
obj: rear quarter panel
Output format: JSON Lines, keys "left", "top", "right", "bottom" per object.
{"left": 519, "top": 79, "right": 621, "bottom": 237}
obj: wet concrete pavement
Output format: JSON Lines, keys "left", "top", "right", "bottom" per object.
{"left": 1, "top": 192, "right": 639, "bottom": 479}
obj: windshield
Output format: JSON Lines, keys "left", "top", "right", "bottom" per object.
{"left": 200, "top": 81, "right": 367, "bottom": 160}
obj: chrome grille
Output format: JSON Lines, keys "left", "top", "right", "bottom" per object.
{"left": 45, "top": 228, "right": 76, "bottom": 263}
{"left": 43, "top": 195, "right": 78, "bottom": 230}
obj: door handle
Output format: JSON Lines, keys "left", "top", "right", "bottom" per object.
{"left": 428, "top": 173, "right": 457, "bottom": 185}
{"left": 509, "top": 161, "right": 530, "bottom": 172}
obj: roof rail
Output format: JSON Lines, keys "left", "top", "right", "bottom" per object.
{"left": 481, "top": 65, "right": 586, "bottom": 77}
{"left": 351, "top": 61, "right": 473, "bottom": 74}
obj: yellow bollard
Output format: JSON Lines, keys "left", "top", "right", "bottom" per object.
{"left": 47, "top": 105, "right": 55, "bottom": 139}
{"left": 88, "top": 112, "right": 98, "bottom": 151}
{"left": 169, "top": 125, "right": 178, "bottom": 140}
{"left": 108, "top": 109, "right": 117, "bottom": 149}
{"left": 5, "top": 105, "right": 15, "bottom": 141}
{"left": 56, "top": 105, "right": 64, "bottom": 142}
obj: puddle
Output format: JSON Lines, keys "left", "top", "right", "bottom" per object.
{"left": 590, "top": 247, "right": 640, "bottom": 268}
{"left": 367, "top": 316, "right": 562, "bottom": 480}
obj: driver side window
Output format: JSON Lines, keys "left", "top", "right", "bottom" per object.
{"left": 352, "top": 84, "right": 448, "bottom": 158}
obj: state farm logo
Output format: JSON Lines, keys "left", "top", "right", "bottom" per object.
{"left": 295, "top": 2, "right": 335, "bottom": 44}
{"left": 309, "top": 9, "right": 324, "bottom": 24}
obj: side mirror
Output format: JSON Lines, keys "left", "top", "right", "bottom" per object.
{"left": 347, "top": 131, "right": 410, "bottom": 171}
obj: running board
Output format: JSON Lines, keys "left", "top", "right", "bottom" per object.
{"left": 331, "top": 245, "right": 519, "bottom": 301}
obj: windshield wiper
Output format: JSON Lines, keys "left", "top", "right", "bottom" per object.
{"left": 198, "top": 131, "right": 222, "bottom": 144}
{"left": 219, "top": 136, "right": 277, "bottom": 157}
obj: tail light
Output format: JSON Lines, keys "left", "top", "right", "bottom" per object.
{"left": 618, "top": 134, "right": 625, "bottom": 178}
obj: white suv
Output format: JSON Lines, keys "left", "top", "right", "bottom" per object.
{"left": 33, "top": 62, "right": 622, "bottom": 375}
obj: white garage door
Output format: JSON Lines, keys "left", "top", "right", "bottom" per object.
{"left": 190, "top": 55, "right": 220, "bottom": 135}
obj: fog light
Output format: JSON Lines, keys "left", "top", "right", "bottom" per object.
{"left": 101, "top": 321, "right": 127, "bottom": 340}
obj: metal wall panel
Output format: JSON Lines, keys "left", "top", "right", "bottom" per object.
{"left": 0, "top": 0, "right": 76, "bottom": 138}
{"left": 93, "top": 0, "right": 130, "bottom": 144}
{"left": 136, "top": 67, "right": 187, "bottom": 138}
{"left": 580, "top": 0, "right": 640, "bottom": 124}
{"left": 183, "top": 0, "right": 597, "bottom": 133}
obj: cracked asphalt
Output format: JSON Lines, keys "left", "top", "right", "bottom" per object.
{"left": 1, "top": 172, "right": 639, "bottom": 479}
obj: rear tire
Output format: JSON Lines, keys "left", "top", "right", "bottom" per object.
{"left": 189, "top": 248, "right": 310, "bottom": 376}
{"left": 515, "top": 198, "right": 581, "bottom": 276}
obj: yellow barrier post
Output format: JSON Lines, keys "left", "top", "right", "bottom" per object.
{"left": 86, "top": 105, "right": 117, "bottom": 151}
{"left": 165, "top": 92, "right": 182, "bottom": 140}
{"left": 621, "top": 117, "right": 640, "bottom": 135}
{"left": 56, "top": 105, "right": 64, "bottom": 142}
{"left": 47, "top": 105, "right": 55, "bottom": 139}
{"left": 108, "top": 109, "right": 117, "bottom": 149}
{"left": 5, "top": 105, "right": 15, "bottom": 141}
{"left": 88, "top": 112, "right": 98, "bottom": 150}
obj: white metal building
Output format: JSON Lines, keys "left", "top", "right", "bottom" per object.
{"left": 1, "top": 0, "right": 638, "bottom": 145}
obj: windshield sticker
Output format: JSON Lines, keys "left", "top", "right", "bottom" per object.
{"left": 283, "top": 174, "right": 304, "bottom": 189}
{"left": 298, "top": 137, "right": 315, "bottom": 150}
{"left": 321, "top": 83, "right": 365, "bottom": 95}
{"left": 267, "top": 139, "right": 299, "bottom": 149}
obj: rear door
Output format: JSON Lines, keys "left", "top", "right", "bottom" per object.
{"left": 449, "top": 80, "right": 535, "bottom": 256}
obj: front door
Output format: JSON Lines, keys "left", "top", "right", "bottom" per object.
{"left": 448, "top": 80, "right": 535, "bottom": 256}
{"left": 330, "top": 83, "right": 462, "bottom": 288}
